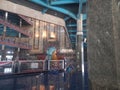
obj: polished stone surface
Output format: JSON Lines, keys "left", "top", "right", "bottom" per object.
{"left": 112, "top": 0, "right": 120, "bottom": 89}
{"left": 87, "top": 0, "right": 120, "bottom": 89}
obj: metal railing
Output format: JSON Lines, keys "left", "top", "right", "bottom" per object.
{"left": 0, "top": 60, "right": 65, "bottom": 74}
{"left": 0, "top": 61, "right": 14, "bottom": 74}
{"left": 18, "top": 60, "right": 45, "bottom": 73}
{"left": 48, "top": 60, "right": 65, "bottom": 70}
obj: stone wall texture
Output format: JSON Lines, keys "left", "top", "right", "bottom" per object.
{"left": 87, "top": 0, "right": 120, "bottom": 89}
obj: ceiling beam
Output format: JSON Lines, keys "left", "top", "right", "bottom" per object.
{"left": 64, "top": 16, "right": 71, "bottom": 21}
{"left": 77, "top": 0, "right": 82, "bottom": 19}
{"left": 51, "top": 0, "right": 79, "bottom": 5}
{"left": 29, "top": 0, "right": 77, "bottom": 19}
{"left": 72, "top": 41, "right": 76, "bottom": 43}
{"left": 68, "top": 30, "right": 76, "bottom": 32}
{"left": 67, "top": 24, "right": 77, "bottom": 27}
{"left": 67, "top": 22, "right": 86, "bottom": 28}
{"left": 69, "top": 34, "right": 76, "bottom": 37}
{"left": 51, "top": 0, "right": 86, "bottom": 5}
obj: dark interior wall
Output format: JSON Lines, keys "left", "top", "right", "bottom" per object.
{"left": 87, "top": 0, "right": 120, "bottom": 89}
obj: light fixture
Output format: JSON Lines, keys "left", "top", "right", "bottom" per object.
{"left": 36, "top": 21, "right": 39, "bottom": 26}
{"left": 50, "top": 32, "right": 56, "bottom": 39}
{"left": 35, "top": 33, "right": 39, "bottom": 38}
{"left": 42, "top": 31, "right": 47, "bottom": 38}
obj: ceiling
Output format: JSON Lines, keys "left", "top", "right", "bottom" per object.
{"left": 6, "top": 0, "right": 87, "bottom": 49}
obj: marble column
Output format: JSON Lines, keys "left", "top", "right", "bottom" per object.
{"left": 87, "top": 0, "right": 120, "bottom": 89}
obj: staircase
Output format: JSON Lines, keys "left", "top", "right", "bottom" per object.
{"left": 65, "top": 18, "right": 77, "bottom": 49}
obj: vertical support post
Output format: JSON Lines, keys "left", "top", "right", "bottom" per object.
{"left": 76, "top": 14, "right": 85, "bottom": 90}
{"left": 17, "top": 19, "right": 22, "bottom": 60}
{"left": 48, "top": 60, "right": 50, "bottom": 70}
{"left": 81, "top": 41, "right": 85, "bottom": 90}
{"left": 44, "top": 60, "right": 48, "bottom": 90}
{"left": 1, "top": 12, "right": 8, "bottom": 61}
{"left": 76, "top": 14, "right": 83, "bottom": 71}
{"left": 44, "top": 73, "right": 48, "bottom": 90}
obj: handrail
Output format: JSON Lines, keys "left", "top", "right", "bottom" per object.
{"left": 0, "top": 60, "right": 65, "bottom": 75}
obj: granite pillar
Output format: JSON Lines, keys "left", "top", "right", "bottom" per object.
{"left": 112, "top": 0, "right": 120, "bottom": 89}
{"left": 87, "top": 0, "right": 120, "bottom": 89}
